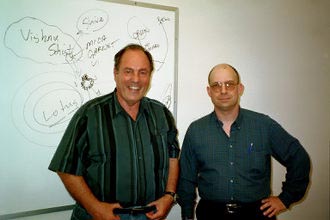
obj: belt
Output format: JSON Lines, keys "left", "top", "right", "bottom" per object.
{"left": 113, "top": 205, "right": 156, "bottom": 215}
{"left": 225, "top": 203, "right": 244, "bottom": 214}
{"left": 200, "top": 199, "right": 261, "bottom": 215}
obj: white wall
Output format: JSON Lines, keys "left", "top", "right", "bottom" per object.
{"left": 11, "top": 0, "right": 330, "bottom": 219}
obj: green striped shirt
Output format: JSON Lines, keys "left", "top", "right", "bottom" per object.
{"left": 49, "top": 90, "right": 179, "bottom": 207}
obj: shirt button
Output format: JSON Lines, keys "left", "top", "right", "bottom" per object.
{"left": 230, "top": 162, "right": 234, "bottom": 165}
{"left": 229, "top": 145, "right": 233, "bottom": 148}
{"left": 230, "top": 179, "right": 234, "bottom": 183}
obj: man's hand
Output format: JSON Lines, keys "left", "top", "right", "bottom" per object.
{"left": 90, "top": 202, "right": 121, "bottom": 220}
{"left": 260, "top": 196, "right": 287, "bottom": 217}
{"left": 145, "top": 194, "right": 175, "bottom": 220}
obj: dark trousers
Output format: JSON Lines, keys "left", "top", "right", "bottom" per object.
{"left": 196, "top": 199, "right": 277, "bottom": 220}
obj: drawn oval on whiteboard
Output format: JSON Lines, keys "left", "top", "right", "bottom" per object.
{"left": 76, "top": 9, "right": 109, "bottom": 34}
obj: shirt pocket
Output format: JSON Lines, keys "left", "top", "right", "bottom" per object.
{"left": 237, "top": 143, "right": 270, "bottom": 180}
{"left": 249, "top": 150, "right": 270, "bottom": 179}
{"left": 152, "top": 128, "right": 168, "bottom": 149}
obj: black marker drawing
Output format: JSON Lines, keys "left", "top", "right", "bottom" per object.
{"left": 4, "top": 16, "right": 83, "bottom": 65}
{"left": 76, "top": 9, "right": 109, "bottom": 34}
{"left": 162, "top": 84, "right": 173, "bottom": 109}
{"left": 11, "top": 71, "right": 84, "bottom": 147}
{"left": 5, "top": 7, "right": 174, "bottom": 147}
{"left": 1, "top": 1, "right": 176, "bottom": 215}
{"left": 81, "top": 74, "right": 95, "bottom": 90}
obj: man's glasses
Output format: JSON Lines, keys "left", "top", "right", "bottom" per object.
{"left": 209, "top": 81, "right": 238, "bottom": 92}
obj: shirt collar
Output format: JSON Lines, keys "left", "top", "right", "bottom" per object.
{"left": 211, "top": 107, "right": 244, "bottom": 128}
{"left": 234, "top": 107, "right": 244, "bottom": 129}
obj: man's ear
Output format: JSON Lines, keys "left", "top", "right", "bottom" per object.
{"left": 113, "top": 68, "right": 118, "bottom": 80}
{"left": 207, "top": 86, "right": 211, "bottom": 97}
{"left": 238, "top": 83, "right": 244, "bottom": 96}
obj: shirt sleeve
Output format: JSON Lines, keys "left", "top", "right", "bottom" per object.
{"left": 268, "top": 117, "right": 311, "bottom": 208}
{"left": 164, "top": 107, "right": 180, "bottom": 158}
{"left": 177, "top": 125, "right": 198, "bottom": 218}
{"left": 48, "top": 110, "right": 88, "bottom": 175}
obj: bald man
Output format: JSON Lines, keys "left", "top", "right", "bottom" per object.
{"left": 177, "top": 64, "right": 310, "bottom": 220}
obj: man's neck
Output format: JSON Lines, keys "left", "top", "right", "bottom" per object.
{"left": 215, "top": 106, "right": 239, "bottom": 136}
{"left": 116, "top": 93, "right": 140, "bottom": 121}
{"left": 123, "top": 104, "right": 139, "bottom": 121}
{"left": 215, "top": 106, "right": 239, "bottom": 123}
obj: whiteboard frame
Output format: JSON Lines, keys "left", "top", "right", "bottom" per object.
{"left": 0, "top": 0, "right": 178, "bottom": 218}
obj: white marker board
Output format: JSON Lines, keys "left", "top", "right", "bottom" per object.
{"left": 0, "top": 0, "right": 178, "bottom": 217}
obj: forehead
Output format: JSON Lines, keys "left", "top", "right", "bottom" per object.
{"left": 120, "top": 49, "right": 150, "bottom": 69}
{"left": 209, "top": 65, "right": 237, "bottom": 82}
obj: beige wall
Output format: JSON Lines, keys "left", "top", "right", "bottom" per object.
{"left": 12, "top": 0, "right": 330, "bottom": 219}
{"left": 136, "top": 0, "right": 330, "bottom": 219}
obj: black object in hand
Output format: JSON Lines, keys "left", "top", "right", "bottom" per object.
{"left": 113, "top": 205, "right": 157, "bottom": 214}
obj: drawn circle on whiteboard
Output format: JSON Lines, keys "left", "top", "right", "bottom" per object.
{"left": 76, "top": 9, "right": 109, "bottom": 34}
{"left": 126, "top": 15, "right": 170, "bottom": 71}
{"left": 11, "top": 71, "right": 84, "bottom": 147}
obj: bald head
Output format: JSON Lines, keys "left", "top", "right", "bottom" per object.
{"left": 208, "top": 63, "right": 240, "bottom": 84}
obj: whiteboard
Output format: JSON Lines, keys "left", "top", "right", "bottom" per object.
{"left": 0, "top": 0, "right": 178, "bottom": 217}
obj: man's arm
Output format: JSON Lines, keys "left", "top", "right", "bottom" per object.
{"left": 57, "top": 172, "right": 121, "bottom": 220}
{"left": 264, "top": 118, "right": 311, "bottom": 217}
{"left": 165, "top": 158, "right": 180, "bottom": 193}
{"left": 146, "top": 158, "right": 179, "bottom": 220}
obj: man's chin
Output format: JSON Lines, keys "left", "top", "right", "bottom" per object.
{"left": 217, "top": 104, "right": 237, "bottom": 112}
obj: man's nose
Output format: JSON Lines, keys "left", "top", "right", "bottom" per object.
{"left": 131, "top": 72, "right": 140, "bottom": 81}
{"left": 220, "top": 84, "right": 227, "bottom": 94}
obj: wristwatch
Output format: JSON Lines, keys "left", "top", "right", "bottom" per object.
{"left": 164, "top": 191, "right": 177, "bottom": 203}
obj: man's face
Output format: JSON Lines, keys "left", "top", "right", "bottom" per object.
{"left": 207, "top": 65, "right": 244, "bottom": 112}
{"left": 114, "top": 49, "right": 152, "bottom": 107}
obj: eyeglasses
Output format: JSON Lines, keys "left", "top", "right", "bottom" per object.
{"left": 209, "top": 81, "right": 238, "bottom": 92}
